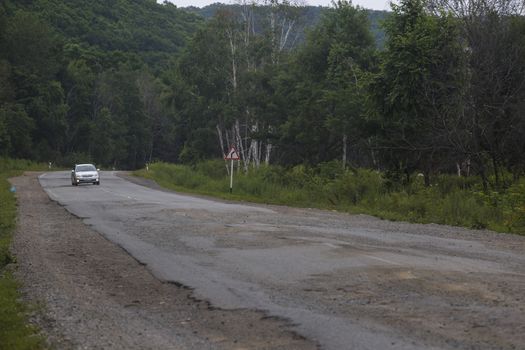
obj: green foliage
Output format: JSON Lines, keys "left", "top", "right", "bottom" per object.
{"left": 0, "top": 105, "right": 35, "bottom": 159}
{"left": 187, "top": 4, "right": 389, "bottom": 48}
{"left": 0, "top": 0, "right": 203, "bottom": 169}
{"left": 28, "top": 0, "right": 202, "bottom": 69}
{"left": 0, "top": 183, "right": 16, "bottom": 268}
{"left": 193, "top": 159, "right": 231, "bottom": 179}
{"left": 326, "top": 168, "right": 384, "bottom": 206}
{"left": 136, "top": 161, "right": 226, "bottom": 193}
{"left": 275, "top": 1, "right": 376, "bottom": 165}
{"left": 0, "top": 158, "right": 46, "bottom": 173}
{"left": 370, "top": 0, "right": 466, "bottom": 178}
{"left": 501, "top": 183, "right": 525, "bottom": 232}
{"left": 474, "top": 183, "right": 525, "bottom": 232}
{"left": 136, "top": 161, "right": 525, "bottom": 235}
{"left": 0, "top": 273, "right": 44, "bottom": 350}
{"left": 0, "top": 158, "right": 46, "bottom": 349}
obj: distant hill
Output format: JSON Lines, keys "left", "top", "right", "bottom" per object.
{"left": 2, "top": 0, "right": 204, "bottom": 69}
{"left": 184, "top": 3, "right": 389, "bottom": 48}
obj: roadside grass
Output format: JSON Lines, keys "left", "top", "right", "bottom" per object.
{"left": 0, "top": 158, "right": 46, "bottom": 350}
{"left": 134, "top": 160, "right": 525, "bottom": 235}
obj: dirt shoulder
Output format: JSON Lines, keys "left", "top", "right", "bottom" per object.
{"left": 10, "top": 172, "right": 316, "bottom": 349}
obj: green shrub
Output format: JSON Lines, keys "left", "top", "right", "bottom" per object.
{"left": 436, "top": 191, "right": 491, "bottom": 228}
{"left": 434, "top": 174, "right": 479, "bottom": 195}
{"left": 504, "top": 182, "right": 525, "bottom": 232}
{"left": 316, "top": 160, "right": 345, "bottom": 180}
{"left": 284, "top": 164, "right": 315, "bottom": 188}
{"left": 329, "top": 169, "right": 383, "bottom": 206}
{"left": 257, "top": 165, "right": 287, "bottom": 186}
{"left": 194, "top": 159, "right": 229, "bottom": 179}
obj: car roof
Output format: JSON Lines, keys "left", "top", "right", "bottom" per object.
{"left": 76, "top": 163, "right": 95, "bottom": 166}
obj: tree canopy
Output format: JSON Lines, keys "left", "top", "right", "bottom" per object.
{"left": 1, "top": 0, "right": 524, "bottom": 188}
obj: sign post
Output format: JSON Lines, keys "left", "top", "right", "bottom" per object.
{"left": 224, "top": 146, "right": 240, "bottom": 193}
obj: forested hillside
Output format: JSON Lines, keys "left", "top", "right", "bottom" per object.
{"left": 7, "top": 0, "right": 202, "bottom": 69}
{"left": 0, "top": 0, "right": 202, "bottom": 168}
{"left": 1, "top": 0, "right": 525, "bottom": 191}
{"left": 185, "top": 3, "right": 388, "bottom": 47}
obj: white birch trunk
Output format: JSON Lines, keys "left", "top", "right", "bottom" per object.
{"left": 264, "top": 143, "right": 272, "bottom": 165}
{"left": 249, "top": 139, "right": 258, "bottom": 168}
{"left": 258, "top": 139, "right": 263, "bottom": 166}
{"left": 228, "top": 32, "right": 237, "bottom": 90}
{"left": 279, "top": 18, "right": 295, "bottom": 51}
{"left": 235, "top": 120, "right": 248, "bottom": 172}
{"left": 248, "top": 122, "right": 262, "bottom": 168}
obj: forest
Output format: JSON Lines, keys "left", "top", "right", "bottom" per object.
{"left": 1, "top": 0, "right": 525, "bottom": 191}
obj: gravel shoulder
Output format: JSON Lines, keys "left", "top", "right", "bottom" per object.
{"left": 10, "top": 172, "right": 316, "bottom": 349}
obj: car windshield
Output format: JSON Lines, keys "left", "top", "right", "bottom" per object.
{"left": 76, "top": 165, "right": 96, "bottom": 172}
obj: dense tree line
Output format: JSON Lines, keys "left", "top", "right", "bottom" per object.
{"left": 186, "top": 3, "right": 389, "bottom": 48}
{"left": 174, "top": 0, "right": 525, "bottom": 188}
{"left": 0, "top": 0, "right": 201, "bottom": 168}
{"left": 1, "top": 0, "right": 524, "bottom": 189}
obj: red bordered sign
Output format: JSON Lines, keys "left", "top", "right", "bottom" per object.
{"left": 224, "top": 146, "right": 240, "bottom": 160}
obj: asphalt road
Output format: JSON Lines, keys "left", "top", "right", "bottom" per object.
{"left": 38, "top": 171, "right": 525, "bottom": 350}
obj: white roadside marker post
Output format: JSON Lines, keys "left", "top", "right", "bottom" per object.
{"left": 230, "top": 159, "right": 234, "bottom": 193}
{"left": 225, "top": 146, "right": 240, "bottom": 194}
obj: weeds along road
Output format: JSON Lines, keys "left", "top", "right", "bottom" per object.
{"left": 14, "top": 171, "right": 525, "bottom": 349}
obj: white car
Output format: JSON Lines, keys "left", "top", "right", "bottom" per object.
{"left": 71, "top": 164, "right": 100, "bottom": 186}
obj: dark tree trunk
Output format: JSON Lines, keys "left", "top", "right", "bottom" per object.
{"left": 479, "top": 162, "right": 488, "bottom": 192}
{"left": 492, "top": 154, "right": 500, "bottom": 187}
{"left": 424, "top": 171, "right": 431, "bottom": 187}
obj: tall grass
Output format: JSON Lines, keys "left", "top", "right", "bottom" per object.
{"left": 0, "top": 158, "right": 46, "bottom": 349}
{"left": 135, "top": 160, "right": 525, "bottom": 234}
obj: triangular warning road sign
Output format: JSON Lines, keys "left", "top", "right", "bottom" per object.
{"left": 225, "top": 147, "right": 240, "bottom": 160}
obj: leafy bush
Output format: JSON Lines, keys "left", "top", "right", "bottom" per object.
{"left": 434, "top": 174, "right": 479, "bottom": 195}
{"left": 316, "top": 160, "right": 345, "bottom": 181}
{"left": 327, "top": 168, "right": 383, "bottom": 206}
{"left": 194, "top": 159, "right": 230, "bottom": 180}
{"left": 0, "top": 158, "right": 45, "bottom": 173}
{"left": 475, "top": 181, "right": 525, "bottom": 233}
{"left": 283, "top": 164, "right": 316, "bottom": 188}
